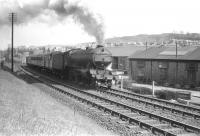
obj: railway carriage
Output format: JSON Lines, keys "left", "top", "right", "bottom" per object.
{"left": 26, "top": 54, "right": 45, "bottom": 68}
{"left": 44, "top": 53, "right": 51, "bottom": 70}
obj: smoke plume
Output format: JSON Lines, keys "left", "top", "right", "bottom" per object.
{"left": 0, "top": 0, "right": 104, "bottom": 44}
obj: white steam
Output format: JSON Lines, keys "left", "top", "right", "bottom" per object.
{"left": 0, "top": 0, "right": 104, "bottom": 44}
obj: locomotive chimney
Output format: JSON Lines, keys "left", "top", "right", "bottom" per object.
{"left": 86, "top": 47, "right": 92, "bottom": 50}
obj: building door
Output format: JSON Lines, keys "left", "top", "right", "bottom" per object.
{"left": 136, "top": 61, "right": 146, "bottom": 83}
{"left": 112, "top": 57, "right": 118, "bottom": 69}
{"left": 187, "top": 70, "right": 196, "bottom": 84}
{"left": 186, "top": 63, "right": 197, "bottom": 85}
{"left": 160, "top": 68, "right": 168, "bottom": 83}
{"left": 158, "top": 62, "right": 168, "bottom": 84}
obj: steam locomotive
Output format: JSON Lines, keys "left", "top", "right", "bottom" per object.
{"left": 26, "top": 45, "right": 113, "bottom": 87}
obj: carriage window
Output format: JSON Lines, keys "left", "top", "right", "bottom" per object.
{"left": 31, "top": 57, "right": 42, "bottom": 60}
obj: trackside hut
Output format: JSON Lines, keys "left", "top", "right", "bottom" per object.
{"left": 106, "top": 46, "right": 146, "bottom": 74}
{"left": 129, "top": 46, "right": 200, "bottom": 88}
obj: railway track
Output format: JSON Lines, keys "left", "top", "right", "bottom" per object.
{"left": 95, "top": 86, "right": 200, "bottom": 123}
{"left": 100, "top": 86, "right": 200, "bottom": 118}
{"left": 20, "top": 66, "right": 200, "bottom": 136}
{"left": 89, "top": 87, "right": 200, "bottom": 127}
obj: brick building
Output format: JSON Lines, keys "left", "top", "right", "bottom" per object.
{"left": 129, "top": 46, "right": 200, "bottom": 88}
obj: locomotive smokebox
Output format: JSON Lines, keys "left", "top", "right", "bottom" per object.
{"left": 93, "top": 46, "right": 112, "bottom": 69}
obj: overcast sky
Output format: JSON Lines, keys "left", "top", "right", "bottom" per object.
{"left": 0, "top": 0, "right": 200, "bottom": 49}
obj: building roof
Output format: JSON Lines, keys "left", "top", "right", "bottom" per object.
{"left": 129, "top": 46, "right": 200, "bottom": 61}
{"left": 106, "top": 46, "right": 146, "bottom": 57}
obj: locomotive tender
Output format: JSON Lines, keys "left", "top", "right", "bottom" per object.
{"left": 26, "top": 46, "right": 113, "bottom": 87}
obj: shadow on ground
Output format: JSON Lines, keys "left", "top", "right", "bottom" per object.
{"left": 2, "top": 63, "right": 93, "bottom": 91}
{"left": 2, "top": 64, "right": 41, "bottom": 84}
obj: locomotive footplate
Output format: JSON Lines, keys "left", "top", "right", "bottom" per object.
{"left": 90, "top": 69, "right": 112, "bottom": 80}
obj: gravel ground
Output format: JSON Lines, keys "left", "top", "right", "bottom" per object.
{"left": 0, "top": 69, "right": 117, "bottom": 136}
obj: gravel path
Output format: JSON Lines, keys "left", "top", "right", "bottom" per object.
{"left": 0, "top": 69, "right": 117, "bottom": 136}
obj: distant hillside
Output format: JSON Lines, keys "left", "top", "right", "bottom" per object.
{"left": 105, "top": 33, "right": 200, "bottom": 43}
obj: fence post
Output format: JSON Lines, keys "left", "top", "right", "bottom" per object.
{"left": 121, "top": 76, "right": 123, "bottom": 90}
{"left": 152, "top": 81, "right": 155, "bottom": 96}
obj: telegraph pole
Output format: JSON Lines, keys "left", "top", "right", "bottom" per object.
{"left": 9, "top": 13, "right": 17, "bottom": 72}
{"left": 175, "top": 41, "right": 178, "bottom": 85}
{"left": 11, "top": 13, "right": 14, "bottom": 72}
{"left": 145, "top": 41, "right": 147, "bottom": 83}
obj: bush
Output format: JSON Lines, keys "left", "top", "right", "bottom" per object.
{"left": 126, "top": 86, "right": 152, "bottom": 95}
{"left": 122, "top": 79, "right": 132, "bottom": 88}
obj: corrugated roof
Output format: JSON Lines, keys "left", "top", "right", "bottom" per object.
{"left": 106, "top": 46, "right": 146, "bottom": 57}
{"left": 129, "top": 46, "right": 200, "bottom": 61}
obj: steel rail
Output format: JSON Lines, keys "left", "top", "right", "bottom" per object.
{"left": 106, "top": 86, "right": 200, "bottom": 114}
{"left": 21, "top": 67, "right": 200, "bottom": 136}
{"left": 97, "top": 86, "right": 200, "bottom": 119}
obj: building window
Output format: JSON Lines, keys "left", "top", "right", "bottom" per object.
{"left": 137, "top": 61, "right": 145, "bottom": 68}
{"left": 185, "top": 63, "right": 198, "bottom": 71}
{"left": 158, "top": 62, "right": 169, "bottom": 69}
{"left": 112, "top": 57, "right": 118, "bottom": 69}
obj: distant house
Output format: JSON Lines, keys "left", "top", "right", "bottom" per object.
{"left": 107, "top": 46, "right": 146, "bottom": 74}
{"left": 21, "top": 52, "right": 29, "bottom": 64}
{"left": 129, "top": 46, "right": 200, "bottom": 88}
